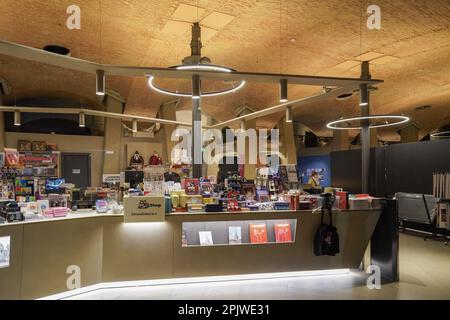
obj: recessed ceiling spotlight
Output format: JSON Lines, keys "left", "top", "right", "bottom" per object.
{"left": 43, "top": 45, "right": 71, "bottom": 56}
{"left": 336, "top": 92, "right": 353, "bottom": 101}
{"left": 289, "top": 38, "right": 297, "bottom": 43}
{"left": 414, "top": 105, "right": 432, "bottom": 111}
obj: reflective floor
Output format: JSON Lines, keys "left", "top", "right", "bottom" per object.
{"left": 66, "top": 233, "right": 450, "bottom": 300}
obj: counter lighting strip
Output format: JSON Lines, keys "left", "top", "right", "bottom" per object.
{"left": 38, "top": 268, "right": 350, "bottom": 300}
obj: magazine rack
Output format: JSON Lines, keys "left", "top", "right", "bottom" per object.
{"left": 181, "top": 219, "right": 297, "bottom": 247}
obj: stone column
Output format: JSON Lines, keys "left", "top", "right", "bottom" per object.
{"left": 102, "top": 95, "right": 124, "bottom": 174}
{"left": 159, "top": 100, "right": 179, "bottom": 165}
{"left": 399, "top": 124, "right": 420, "bottom": 143}
{"left": 279, "top": 116, "right": 298, "bottom": 164}
{"left": 332, "top": 129, "right": 349, "bottom": 152}
{"left": 243, "top": 118, "right": 257, "bottom": 180}
{"left": 0, "top": 95, "right": 5, "bottom": 151}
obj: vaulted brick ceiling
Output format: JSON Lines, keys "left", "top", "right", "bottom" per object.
{"left": 0, "top": 0, "right": 449, "bottom": 140}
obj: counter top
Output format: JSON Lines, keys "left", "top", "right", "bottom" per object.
{"left": 0, "top": 208, "right": 380, "bottom": 227}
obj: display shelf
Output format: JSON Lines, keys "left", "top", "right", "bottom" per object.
{"left": 18, "top": 151, "right": 60, "bottom": 177}
{"left": 181, "top": 218, "right": 297, "bottom": 247}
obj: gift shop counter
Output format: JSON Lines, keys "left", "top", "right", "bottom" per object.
{"left": 0, "top": 209, "right": 381, "bottom": 299}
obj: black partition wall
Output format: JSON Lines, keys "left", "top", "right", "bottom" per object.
{"left": 331, "top": 139, "right": 450, "bottom": 196}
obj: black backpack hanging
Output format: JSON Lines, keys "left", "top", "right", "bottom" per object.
{"left": 314, "top": 202, "right": 340, "bottom": 256}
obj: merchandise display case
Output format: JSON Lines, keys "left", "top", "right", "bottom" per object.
{"left": 182, "top": 219, "right": 297, "bottom": 247}
{"left": 19, "top": 151, "right": 60, "bottom": 177}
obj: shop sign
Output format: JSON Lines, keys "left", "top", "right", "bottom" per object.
{"left": 103, "top": 174, "right": 121, "bottom": 184}
{"left": 123, "top": 196, "right": 165, "bottom": 223}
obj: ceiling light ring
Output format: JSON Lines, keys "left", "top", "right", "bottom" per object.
{"left": 326, "top": 115, "right": 410, "bottom": 130}
{"left": 430, "top": 130, "right": 450, "bottom": 138}
{"left": 148, "top": 67, "right": 246, "bottom": 98}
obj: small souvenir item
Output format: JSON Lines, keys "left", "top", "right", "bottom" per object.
{"left": 4, "top": 149, "right": 20, "bottom": 167}
{"left": 31, "top": 141, "right": 47, "bottom": 152}
{"left": 184, "top": 178, "right": 199, "bottom": 195}
{"left": 149, "top": 152, "right": 163, "bottom": 165}
{"left": 95, "top": 199, "right": 109, "bottom": 213}
{"left": 17, "top": 140, "right": 32, "bottom": 152}
{"left": 227, "top": 199, "right": 240, "bottom": 211}
{"left": 129, "top": 151, "right": 145, "bottom": 170}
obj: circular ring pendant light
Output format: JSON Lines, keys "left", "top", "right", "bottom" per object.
{"left": 326, "top": 115, "right": 410, "bottom": 130}
{"left": 430, "top": 130, "right": 450, "bottom": 139}
{"left": 148, "top": 64, "right": 246, "bottom": 98}
{"left": 147, "top": 23, "right": 245, "bottom": 99}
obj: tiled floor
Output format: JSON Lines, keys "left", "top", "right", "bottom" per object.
{"left": 66, "top": 233, "right": 450, "bottom": 300}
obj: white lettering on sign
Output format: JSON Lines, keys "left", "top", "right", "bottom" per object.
{"left": 72, "top": 169, "right": 81, "bottom": 174}
{"left": 103, "top": 174, "right": 121, "bottom": 184}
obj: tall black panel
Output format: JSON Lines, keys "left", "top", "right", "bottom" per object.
{"left": 385, "top": 139, "right": 450, "bottom": 195}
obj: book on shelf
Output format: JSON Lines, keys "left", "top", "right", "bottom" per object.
{"left": 249, "top": 223, "right": 268, "bottom": 244}
{"left": 198, "top": 231, "right": 214, "bottom": 246}
{"left": 274, "top": 223, "right": 292, "bottom": 243}
{"left": 228, "top": 226, "right": 242, "bottom": 244}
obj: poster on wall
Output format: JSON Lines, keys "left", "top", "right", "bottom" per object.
{"left": 0, "top": 236, "right": 11, "bottom": 268}
{"left": 302, "top": 168, "right": 327, "bottom": 185}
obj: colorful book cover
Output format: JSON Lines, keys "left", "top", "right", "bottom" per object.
{"left": 228, "top": 226, "right": 242, "bottom": 245}
{"left": 335, "top": 191, "right": 348, "bottom": 210}
{"left": 184, "top": 178, "right": 199, "bottom": 195}
{"left": 199, "top": 231, "right": 213, "bottom": 246}
{"left": 274, "top": 223, "right": 292, "bottom": 243}
{"left": 249, "top": 223, "right": 268, "bottom": 244}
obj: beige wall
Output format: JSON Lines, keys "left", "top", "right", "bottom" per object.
{"left": 5, "top": 132, "right": 105, "bottom": 186}
{"left": 5, "top": 130, "right": 169, "bottom": 187}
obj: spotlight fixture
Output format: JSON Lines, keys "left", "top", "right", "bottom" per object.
{"left": 414, "top": 105, "right": 432, "bottom": 111}
{"left": 326, "top": 115, "right": 410, "bottom": 130}
{"left": 240, "top": 119, "right": 247, "bottom": 132}
{"left": 13, "top": 110, "right": 20, "bottom": 126}
{"left": 147, "top": 23, "right": 245, "bottom": 99}
{"left": 279, "top": 79, "right": 288, "bottom": 103}
{"left": 79, "top": 112, "right": 85, "bottom": 127}
{"left": 132, "top": 119, "right": 138, "bottom": 133}
{"left": 359, "top": 83, "right": 368, "bottom": 107}
{"left": 96, "top": 70, "right": 105, "bottom": 96}
{"left": 286, "top": 106, "right": 293, "bottom": 123}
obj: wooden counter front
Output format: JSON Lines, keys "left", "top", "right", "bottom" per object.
{"left": 0, "top": 209, "right": 380, "bottom": 299}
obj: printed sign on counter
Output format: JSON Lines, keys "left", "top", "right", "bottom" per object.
{"left": 103, "top": 174, "right": 121, "bottom": 184}
{"left": 123, "top": 196, "right": 165, "bottom": 223}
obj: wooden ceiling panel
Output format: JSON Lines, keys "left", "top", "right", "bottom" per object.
{"left": 0, "top": 0, "right": 448, "bottom": 141}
